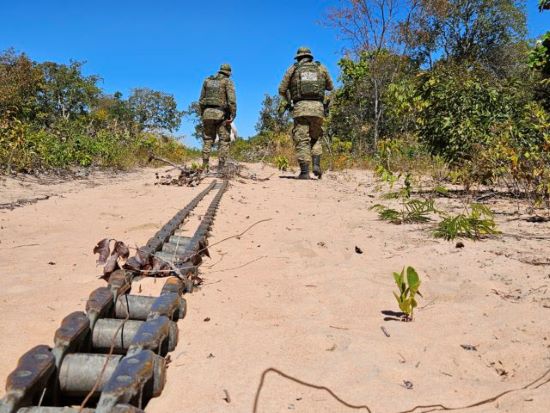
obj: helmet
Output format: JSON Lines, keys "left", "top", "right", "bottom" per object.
{"left": 219, "top": 63, "right": 232, "bottom": 75}
{"left": 295, "top": 47, "right": 313, "bottom": 60}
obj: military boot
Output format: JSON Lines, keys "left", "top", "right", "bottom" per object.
{"left": 312, "top": 155, "right": 322, "bottom": 179}
{"left": 297, "top": 160, "right": 310, "bottom": 180}
{"left": 217, "top": 159, "right": 225, "bottom": 176}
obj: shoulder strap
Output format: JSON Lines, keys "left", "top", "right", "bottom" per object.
{"left": 288, "top": 62, "right": 299, "bottom": 80}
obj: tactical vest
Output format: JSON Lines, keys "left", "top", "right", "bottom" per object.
{"left": 201, "top": 76, "right": 227, "bottom": 108}
{"left": 290, "top": 61, "right": 325, "bottom": 102}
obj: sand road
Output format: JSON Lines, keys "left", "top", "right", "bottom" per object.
{"left": 1, "top": 165, "right": 549, "bottom": 412}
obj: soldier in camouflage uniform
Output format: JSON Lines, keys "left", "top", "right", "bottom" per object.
{"left": 199, "top": 63, "right": 237, "bottom": 170}
{"left": 278, "top": 47, "right": 334, "bottom": 179}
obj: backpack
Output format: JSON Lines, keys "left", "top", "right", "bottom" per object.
{"left": 290, "top": 61, "right": 325, "bottom": 102}
{"left": 201, "top": 75, "right": 227, "bottom": 108}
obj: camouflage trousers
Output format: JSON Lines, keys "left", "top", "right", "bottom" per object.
{"left": 202, "top": 119, "right": 231, "bottom": 162}
{"left": 292, "top": 116, "right": 323, "bottom": 162}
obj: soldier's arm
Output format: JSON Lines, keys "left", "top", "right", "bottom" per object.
{"left": 199, "top": 81, "right": 207, "bottom": 114}
{"left": 226, "top": 79, "right": 237, "bottom": 120}
{"left": 278, "top": 66, "right": 294, "bottom": 100}
{"left": 322, "top": 65, "right": 334, "bottom": 91}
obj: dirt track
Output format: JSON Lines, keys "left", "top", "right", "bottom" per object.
{"left": 1, "top": 164, "right": 549, "bottom": 412}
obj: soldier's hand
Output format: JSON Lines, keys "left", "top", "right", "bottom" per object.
{"left": 323, "top": 95, "right": 332, "bottom": 117}
{"left": 224, "top": 118, "right": 233, "bottom": 125}
{"left": 277, "top": 100, "right": 289, "bottom": 116}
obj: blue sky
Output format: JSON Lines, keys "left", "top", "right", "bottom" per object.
{"left": 1, "top": 0, "right": 548, "bottom": 146}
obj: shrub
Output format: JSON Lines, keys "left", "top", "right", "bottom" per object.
{"left": 371, "top": 198, "right": 437, "bottom": 224}
{"left": 0, "top": 115, "right": 193, "bottom": 173}
{"left": 434, "top": 204, "right": 500, "bottom": 240}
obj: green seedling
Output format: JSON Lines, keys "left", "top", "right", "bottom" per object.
{"left": 375, "top": 164, "right": 399, "bottom": 188}
{"left": 433, "top": 185, "right": 450, "bottom": 196}
{"left": 434, "top": 203, "right": 500, "bottom": 240}
{"left": 275, "top": 155, "right": 289, "bottom": 171}
{"left": 371, "top": 198, "right": 437, "bottom": 224}
{"left": 393, "top": 266, "right": 422, "bottom": 321}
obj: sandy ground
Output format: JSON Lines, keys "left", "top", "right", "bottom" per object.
{"left": 1, "top": 164, "right": 549, "bottom": 413}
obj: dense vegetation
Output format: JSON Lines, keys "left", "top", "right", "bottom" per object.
{"left": 2, "top": 0, "right": 548, "bottom": 207}
{"left": 0, "top": 49, "right": 195, "bottom": 173}
{"left": 238, "top": 0, "right": 549, "bottom": 205}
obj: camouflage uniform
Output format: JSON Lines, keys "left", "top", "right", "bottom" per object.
{"left": 279, "top": 47, "right": 334, "bottom": 179}
{"left": 199, "top": 64, "right": 237, "bottom": 168}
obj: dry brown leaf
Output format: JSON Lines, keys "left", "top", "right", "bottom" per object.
{"left": 113, "top": 241, "right": 130, "bottom": 260}
{"left": 93, "top": 238, "right": 111, "bottom": 265}
{"left": 103, "top": 254, "right": 120, "bottom": 275}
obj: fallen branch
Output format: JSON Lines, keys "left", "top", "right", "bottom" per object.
{"left": 148, "top": 153, "right": 187, "bottom": 172}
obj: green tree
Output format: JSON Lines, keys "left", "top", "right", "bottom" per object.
{"left": 529, "top": 33, "right": 550, "bottom": 77}
{"left": 415, "top": 65, "right": 510, "bottom": 162}
{"left": 91, "top": 92, "right": 136, "bottom": 132}
{"left": 37, "top": 61, "right": 101, "bottom": 123}
{"left": 329, "top": 51, "right": 417, "bottom": 152}
{"left": 0, "top": 49, "right": 43, "bottom": 120}
{"left": 183, "top": 101, "right": 204, "bottom": 141}
{"left": 326, "top": 0, "right": 420, "bottom": 150}
{"left": 404, "top": 0, "right": 527, "bottom": 76}
{"left": 528, "top": 1, "right": 550, "bottom": 112}
{"left": 128, "top": 88, "right": 182, "bottom": 132}
{"left": 255, "top": 94, "right": 291, "bottom": 135}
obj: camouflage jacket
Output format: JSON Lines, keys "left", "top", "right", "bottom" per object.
{"left": 199, "top": 73, "right": 237, "bottom": 120}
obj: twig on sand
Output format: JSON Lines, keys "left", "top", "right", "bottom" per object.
{"left": 10, "top": 243, "right": 40, "bottom": 249}
{"left": 203, "top": 279, "right": 222, "bottom": 286}
{"left": 195, "top": 219, "right": 273, "bottom": 255}
{"left": 208, "top": 255, "right": 267, "bottom": 274}
{"left": 500, "top": 232, "right": 550, "bottom": 241}
{"left": 419, "top": 299, "right": 436, "bottom": 309}
{"left": 329, "top": 325, "right": 349, "bottom": 331}
{"left": 237, "top": 171, "right": 274, "bottom": 182}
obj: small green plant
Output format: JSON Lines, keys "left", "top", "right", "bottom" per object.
{"left": 381, "top": 174, "right": 414, "bottom": 200}
{"left": 375, "top": 164, "right": 399, "bottom": 188}
{"left": 433, "top": 185, "right": 450, "bottom": 197}
{"left": 393, "top": 266, "right": 422, "bottom": 321}
{"left": 371, "top": 198, "right": 437, "bottom": 224}
{"left": 434, "top": 203, "right": 500, "bottom": 240}
{"left": 372, "top": 171, "right": 439, "bottom": 224}
{"left": 275, "top": 155, "right": 289, "bottom": 171}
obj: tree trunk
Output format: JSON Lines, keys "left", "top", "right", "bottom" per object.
{"left": 373, "top": 80, "right": 380, "bottom": 151}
